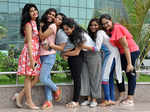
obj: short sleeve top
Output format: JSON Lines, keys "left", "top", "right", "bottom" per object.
{"left": 56, "top": 29, "right": 68, "bottom": 45}
{"left": 110, "top": 23, "right": 139, "bottom": 54}
{"left": 40, "top": 23, "right": 57, "bottom": 55}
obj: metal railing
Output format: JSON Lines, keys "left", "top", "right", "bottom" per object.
{"left": 0, "top": 70, "right": 70, "bottom": 85}
{"left": 0, "top": 70, "right": 150, "bottom": 85}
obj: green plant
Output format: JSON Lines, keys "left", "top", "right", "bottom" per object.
{"left": 52, "top": 53, "right": 69, "bottom": 71}
{"left": 52, "top": 53, "right": 71, "bottom": 79}
{"left": 0, "top": 45, "right": 21, "bottom": 81}
{"left": 0, "top": 25, "right": 7, "bottom": 39}
{"left": 121, "top": 0, "right": 150, "bottom": 68}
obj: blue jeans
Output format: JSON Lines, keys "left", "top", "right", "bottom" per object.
{"left": 40, "top": 54, "right": 57, "bottom": 101}
{"left": 102, "top": 58, "right": 115, "bottom": 101}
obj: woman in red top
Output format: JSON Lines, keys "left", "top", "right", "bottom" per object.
{"left": 99, "top": 14, "right": 140, "bottom": 106}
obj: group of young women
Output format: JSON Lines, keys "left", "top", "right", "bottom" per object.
{"left": 12, "top": 3, "right": 140, "bottom": 110}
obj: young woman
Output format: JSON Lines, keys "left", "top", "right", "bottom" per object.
{"left": 62, "top": 18, "right": 86, "bottom": 108}
{"left": 39, "top": 8, "right": 61, "bottom": 110}
{"left": 99, "top": 14, "right": 140, "bottom": 106}
{"left": 12, "top": 3, "right": 41, "bottom": 109}
{"left": 49, "top": 13, "right": 68, "bottom": 51}
{"left": 80, "top": 18, "right": 102, "bottom": 108}
{"left": 81, "top": 18, "right": 122, "bottom": 106}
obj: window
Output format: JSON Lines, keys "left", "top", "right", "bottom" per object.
{"left": 78, "top": 8, "right": 86, "bottom": 19}
{"left": 70, "top": 8, "right": 78, "bottom": 18}
{"left": 78, "top": 0, "right": 87, "bottom": 8}
{"left": 69, "top": 0, "right": 78, "bottom": 7}
{"left": 0, "top": 2, "right": 8, "bottom": 13}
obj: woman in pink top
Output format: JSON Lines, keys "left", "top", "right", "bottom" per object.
{"left": 99, "top": 14, "right": 140, "bottom": 106}
{"left": 39, "top": 8, "right": 61, "bottom": 110}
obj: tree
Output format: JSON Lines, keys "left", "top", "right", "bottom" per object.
{"left": 121, "top": 0, "right": 150, "bottom": 68}
{"left": 0, "top": 25, "right": 7, "bottom": 39}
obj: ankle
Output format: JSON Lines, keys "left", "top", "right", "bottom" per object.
{"left": 88, "top": 97, "right": 91, "bottom": 101}
{"left": 120, "top": 92, "right": 125, "bottom": 97}
{"left": 127, "top": 95, "right": 134, "bottom": 100}
{"left": 92, "top": 99, "right": 97, "bottom": 103}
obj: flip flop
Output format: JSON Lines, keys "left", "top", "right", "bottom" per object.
{"left": 66, "top": 101, "right": 79, "bottom": 108}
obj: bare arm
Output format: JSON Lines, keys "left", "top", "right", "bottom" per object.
{"left": 62, "top": 47, "right": 81, "bottom": 56}
{"left": 119, "top": 36, "right": 134, "bottom": 72}
{"left": 25, "top": 23, "right": 35, "bottom": 69}
{"left": 81, "top": 31, "right": 104, "bottom": 51}
{"left": 81, "top": 45, "right": 93, "bottom": 51}
{"left": 50, "top": 43, "right": 66, "bottom": 51}
{"left": 39, "top": 23, "right": 55, "bottom": 41}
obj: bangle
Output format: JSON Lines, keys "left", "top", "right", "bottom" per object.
{"left": 92, "top": 47, "right": 95, "bottom": 51}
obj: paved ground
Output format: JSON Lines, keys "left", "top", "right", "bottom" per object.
{"left": 1, "top": 102, "right": 150, "bottom": 112}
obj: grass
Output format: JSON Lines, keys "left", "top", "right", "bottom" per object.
{"left": 0, "top": 73, "right": 150, "bottom": 85}
{"left": 0, "top": 73, "right": 72, "bottom": 85}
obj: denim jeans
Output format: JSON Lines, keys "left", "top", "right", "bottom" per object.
{"left": 102, "top": 58, "right": 115, "bottom": 101}
{"left": 40, "top": 54, "right": 57, "bottom": 101}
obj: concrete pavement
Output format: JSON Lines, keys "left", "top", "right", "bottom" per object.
{"left": 1, "top": 102, "right": 150, "bottom": 112}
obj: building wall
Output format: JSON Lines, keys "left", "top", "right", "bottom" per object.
{"left": 0, "top": 0, "right": 124, "bottom": 50}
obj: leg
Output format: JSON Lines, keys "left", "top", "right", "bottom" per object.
{"left": 116, "top": 54, "right": 126, "bottom": 100}
{"left": 109, "top": 59, "right": 115, "bottom": 101}
{"left": 80, "top": 60, "right": 90, "bottom": 97}
{"left": 102, "top": 82, "right": 110, "bottom": 101}
{"left": 66, "top": 55, "right": 83, "bottom": 108}
{"left": 39, "top": 55, "right": 57, "bottom": 92}
{"left": 68, "top": 56, "right": 83, "bottom": 102}
{"left": 121, "top": 51, "right": 140, "bottom": 106}
{"left": 24, "top": 76, "right": 39, "bottom": 109}
{"left": 87, "top": 52, "right": 101, "bottom": 99}
{"left": 127, "top": 51, "right": 140, "bottom": 99}
{"left": 17, "top": 76, "right": 39, "bottom": 103}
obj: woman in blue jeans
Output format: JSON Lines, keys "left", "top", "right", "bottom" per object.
{"left": 99, "top": 14, "right": 140, "bottom": 106}
{"left": 39, "top": 8, "right": 61, "bottom": 110}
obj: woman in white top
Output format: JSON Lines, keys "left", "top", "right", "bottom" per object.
{"left": 80, "top": 19, "right": 102, "bottom": 108}
{"left": 82, "top": 18, "right": 122, "bottom": 106}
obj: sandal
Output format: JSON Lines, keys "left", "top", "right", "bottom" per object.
{"left": 41, "top": 101, "right": 53, "bottom": 110}
{"left": 12, "top": 93, "right": 23, "bottom": 108}
{"left": 54, "top": 87, "right": 62, "bottom": 102}
{"left": 99, "top": 100, "right": 111, "bottom": 107}
{"left": 121, "top": 99, "right": 134, "bottom": 106}
{"left": 110, "top": 101, "right": 116, "bottom": 105}
{"left": 66, "top": 101, "right": 79, "bottom": 108}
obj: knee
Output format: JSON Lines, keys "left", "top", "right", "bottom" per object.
{"left": 39, "top": 75, "right": 47, "bottom": 84}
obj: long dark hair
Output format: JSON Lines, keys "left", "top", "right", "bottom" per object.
{"left": 40, "top": 8, "right": 57, "bottom": 32}
{"left": 20, "top": 3, "right": 39, "bottom": 37}
{"left": 99, "top": 14, "right": 113, "bottom": 36}
{"left": 62, "top": 18, "right": 85, "bottom": 47}
{"left": 87, "top": 18, "right": 99, "bottom": 42}
{"left": 99, "top": 14, "right": 112, "bottom": 28}
{"left": 57, "top": 13, "right": 66, "bottom": 29}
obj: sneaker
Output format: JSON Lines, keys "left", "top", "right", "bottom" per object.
{"left": 121, "top": 99, "right": 134, "bottom": 106}
{"left": 41, "top": 101, "right": 53, "bottom": 110}
{"left": 80, "top": 100, "right": 90, "bottom": 106}
{"left": 89, "top": 101, "right": 97, "bottom": 108}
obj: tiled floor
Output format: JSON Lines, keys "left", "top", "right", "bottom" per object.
{"left": 1, "top": 102, "right": 150, "bottom": 112}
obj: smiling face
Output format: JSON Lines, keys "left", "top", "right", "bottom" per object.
{"left": 47, "top": 11, "right": 56, "bottom": 22}
{"left": 89, "top": 21, "right": 99, "bottom": 33}
{"left": 101, "top": 18, "right": 113, "bottom": 31}
{"left": 55, "top": 15, "right": 63, "bottom": 26}
{"left": 29, "top": 7, "right": 38, "bottom": 20}
{"left": 63, "top": 25, "right": 74, "bottom": 36}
